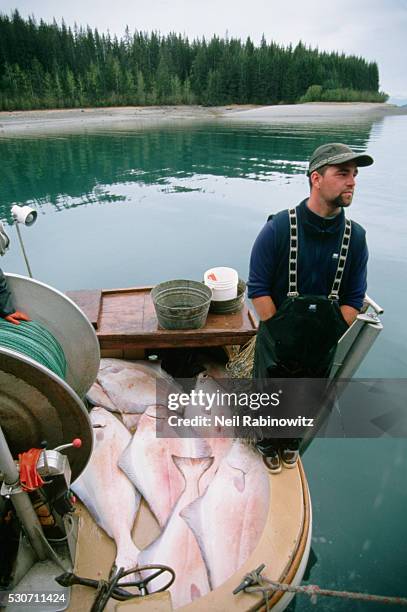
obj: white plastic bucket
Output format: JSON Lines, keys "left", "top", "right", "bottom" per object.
{"left": 204, "top": 267, "right": 239, "bottom": 301}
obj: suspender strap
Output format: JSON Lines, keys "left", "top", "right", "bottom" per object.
{"left": 286, "top": 208, "right": 352, "bottom": 300}
{"left": 287, "top": 208, "right": 299, "bottom": 297}
{"left": 328, "top": 218, "right": 352, "bottom": 300}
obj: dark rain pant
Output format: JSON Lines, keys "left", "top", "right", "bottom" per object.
{"left": 253, "top": 295, "right": 349, "bottom": 452}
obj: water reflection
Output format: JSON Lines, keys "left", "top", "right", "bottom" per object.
{"left": 0, "top": 116, "right": 405, "bottom": 612}
{"left": 0, "top": 121, "right": 374, "bottom": 224}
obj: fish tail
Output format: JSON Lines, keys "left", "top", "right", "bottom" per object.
{"left": 172, "top": 455, "right": 214, "bottom": 486}
{"left": 115, "top": 539, "right": 141, "bottom": 584}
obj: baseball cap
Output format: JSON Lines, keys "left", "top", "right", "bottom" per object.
{"left": 307, "top": 143, "right": 374, "bottom": 176}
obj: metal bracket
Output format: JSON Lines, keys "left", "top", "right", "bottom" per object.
{"left": 1, "top": 479, "right": 23, "bottom": 497}
{"left": 356, "top": 312, "right": 381, "bottom": 325}
{"left": 233, "top": 563, "right": 266, "bottom": 594}
{"left": 363, "top": 294, "right": 384, "bottom": 315}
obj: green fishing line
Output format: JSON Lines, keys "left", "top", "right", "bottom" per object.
{"left": 0, "top": 319, "right": 66, "bottom": 379}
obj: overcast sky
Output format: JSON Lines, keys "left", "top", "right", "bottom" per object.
{"left": 1, "top": 0, "right": 406, "bottom": 101}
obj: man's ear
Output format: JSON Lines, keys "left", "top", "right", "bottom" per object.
{"left": 310, "top": 170, "right": 321, "bottom": 190}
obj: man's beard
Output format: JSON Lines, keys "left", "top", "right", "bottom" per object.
{"left": 331, "top": 193, "right": 353, "bottom": 208}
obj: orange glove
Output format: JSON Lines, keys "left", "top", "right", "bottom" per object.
{"left": 4, "top": 311, "right": 31, "bottom": 325}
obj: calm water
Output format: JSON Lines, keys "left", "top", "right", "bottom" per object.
{"left": 1, "top": 114, "right": 406, "bottom": 610}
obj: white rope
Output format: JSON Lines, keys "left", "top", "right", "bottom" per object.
{"left": 244, "top": 575, "right": 407, "bottom": 608}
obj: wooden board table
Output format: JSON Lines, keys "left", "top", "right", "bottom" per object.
{"left": 66, "top": 286, "right": 257, "bottom": 352}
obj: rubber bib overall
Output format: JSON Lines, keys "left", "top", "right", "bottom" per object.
{"left": 253, "top": 208, "right": 351, "bottom": 379}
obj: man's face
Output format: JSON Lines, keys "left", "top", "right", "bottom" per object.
{"left": 313, "top": 162, "right": 358, "bottom": 208}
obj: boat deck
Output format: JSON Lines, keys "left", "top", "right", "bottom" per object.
{"left": 69, "top": 462, "right": 310, "bottom": 612}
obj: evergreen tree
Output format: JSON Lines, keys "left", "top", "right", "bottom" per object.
{"left": 156, "top": 50, "right": 172, "bottom": 103}
{"left": 136, "top": 70, "right": 146, "bottom": 105}
{"left": 0, "top": 11, "right": 387, "bottom": 110}
{"left": 65, "top": 67, "right": 76, "bottom": 106}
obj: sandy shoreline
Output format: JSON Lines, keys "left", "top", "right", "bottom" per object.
{"left": 0, "top": 103, "right": 405, "bottom": 136}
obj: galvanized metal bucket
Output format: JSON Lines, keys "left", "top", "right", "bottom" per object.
{"left": 209, "top": 279, "right": 246, "bottom": 314}
{"left": 151, "top": 280, "right": 212, "bottom": 330}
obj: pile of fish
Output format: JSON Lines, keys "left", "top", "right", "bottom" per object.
{"left": 73, "top": 358, "right": 270, "bottom": 608}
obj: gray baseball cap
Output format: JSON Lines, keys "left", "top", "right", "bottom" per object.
{"left": 307, "top": 142, "right": 374, "bottom": 176}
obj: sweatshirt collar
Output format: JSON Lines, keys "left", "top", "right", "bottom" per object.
{"left": 297, "top": 198, "right": 345, "bottom": 234}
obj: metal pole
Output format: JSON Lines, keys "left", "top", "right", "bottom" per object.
{"left": 333, "top": 321, "right": 382, "bottom": 380}
{"left": 15, "top": 223, "right": 33, "bottom": 278}
{"left": 0, "top": 425, "right": 48, "bottom": 560}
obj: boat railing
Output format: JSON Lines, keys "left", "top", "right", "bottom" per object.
{"left": 329, "top": 294, "right": 383, "bottom": 380}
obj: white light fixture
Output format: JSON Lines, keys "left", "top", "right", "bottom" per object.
{"left": 11, "top": 205, "right": 38, "bottom": 278}
{"left": 11, "top": 205, "right": 37, "bottom": 226}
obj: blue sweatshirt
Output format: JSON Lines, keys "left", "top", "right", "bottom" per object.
{"left": 247, "top": 199, "right": 368, "bottom": 311}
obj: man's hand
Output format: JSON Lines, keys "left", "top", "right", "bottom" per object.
{"left": 340, "top": 305, "right": 359, "bottom": 327}
{"left": 251, "top": 296, "right": 277, "bottom": 321}
{"left": 4, "top": 311, "right": 31, "bottom": 326}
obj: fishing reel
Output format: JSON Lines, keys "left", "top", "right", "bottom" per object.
{"left": 0, "top": 276, "right": 97, "bottom": 594}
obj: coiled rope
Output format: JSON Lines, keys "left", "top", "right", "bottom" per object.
{"left": 0, "top": 319, "right": 66, "bottom": 380}
{"left": 226, "top": 336, "right": 256, "bottom": 378}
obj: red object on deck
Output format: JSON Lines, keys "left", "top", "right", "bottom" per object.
{"left": 19, "top": 448, "right": 45, "bottom": 492}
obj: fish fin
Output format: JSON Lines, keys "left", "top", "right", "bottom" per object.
{"left": 87, "top": 383, "right": 117, "bottom": 413}
{"left": 190, "top": 584, "right": 201, "bottom": 600}
{"left": 145, "top": 404, "right": 158, "bottom": 417}
{"left": 121, "top": 413, "right": 141, "bottom": 431}
{"left": 226, "top": 441, "right": 258, "bottom": 474}
{"left": 118, "top": 450, "right": 143, "bottom": 502}
{"left": 96, "top": 377, "right": 124, "bottom": 413}
{"left": 233, "top": 472, "right": 246, "bottom": 492}
{"left": 181, "top": 497, "right": 215, "bottom": 589}
{"left": 117, "top": 440, "right": 136, "bottom": 480}
{"left": 180, "top": 496, "right": 202, "bottom": 531}
{"left": 172, "top": 455, "right": 214, "bottom": 483}
{"left": 89, "top": 407, "right": 110, "bottom": 428}
{"left": 145, "top": 404, "right": 170, "bottom": 419}
{"left": 71, "top": 481, "right": 104, "bottom": 534}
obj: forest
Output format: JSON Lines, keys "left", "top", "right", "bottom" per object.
{"left": 0, "top": 11, "right": 388, "bottom": 111}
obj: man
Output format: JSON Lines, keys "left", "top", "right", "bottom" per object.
{"left": 247, "top": 143, "right": 373, "bottom": 473}
{"left": 0, "top": 268, "right": 30, "bottom": 324}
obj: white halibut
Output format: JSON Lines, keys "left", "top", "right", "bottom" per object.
{"left": 181, "top": 441, "right": 270, "bottom": 589}
{"left": 138, "top": 455, "right": 213, "bottom": 609}
{"left": 118, "top": 405, "right": 210, "bottom": 528}
{"left": 87, "top": 358, "right": 182, "bottom": 427}
{"left": 71, "top": 407, "right": 141, "bottom": 578}
{"left": 184, "top": 371, "right": 233, "bottom": 492}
